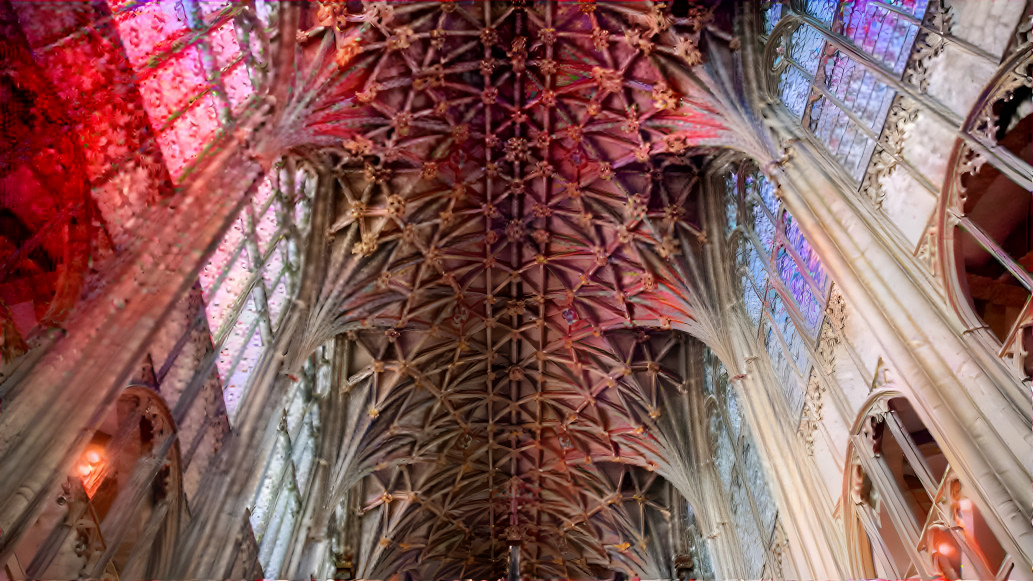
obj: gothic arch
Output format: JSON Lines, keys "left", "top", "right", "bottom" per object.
{"left": 842, "top": 391, "right": 1016, "bottom": 580}
{"left": 936, "top": 48, "right": 1033, "bottom": 381}
{"left": 12, "top": 385, "right": 185, "bottom": 580}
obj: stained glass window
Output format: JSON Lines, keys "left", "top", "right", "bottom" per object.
{"left": 250, "top": 342, "right": 331, "bottom": 576}
{"left": 703, "top": 348, "right": 780, "bottom": 579}
{"left": 199, "top": 163, "right": 315, "bottom": 420}
{"left": 109, "top": 0, "right": 276, "bottom": 181}
{"left": 762, "top": 1, "right": 930, "bottom": 181}
{"left": 725, "top": 163, "right": 828, "bottom": 421}
{"left": 107, "top": 1, "right": 307, "bottom": 426}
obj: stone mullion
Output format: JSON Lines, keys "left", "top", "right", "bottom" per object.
{"left": 791, "top": 11, "right": 1033, "bottom": 192}
{"left": 766, "top": 122, "right": 1033, "bottom": 568}
{"left": 739, "top": 211, "right": 824, "bottom": 375}
{"left": 285, "top": 341, "right": 341, "bottom": 577}
{"left": 865, "top": 0, "right": 996, "bottom": 62}
{"left": 700, "top": 415, "right": 748, "bottom": 580}
{"left": 778, "top": 22, "right": 939, "bottom": 200}
{"left": 729, "top": 326, "right": 848, "bottom": 578}
{"left": 182, "top": 0, "right": 234, "bottom": 125}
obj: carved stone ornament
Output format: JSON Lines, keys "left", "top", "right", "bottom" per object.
{"left": 798, "top": 286, "right": 844, "bottom": 454}
{"left": 768, "top": 520, "right": 789, "bottom": 578}
{"left": 798, "top": 373, "right": 825, "bottom": 456}
{"left": 1007, "top": 10, "right": 1032, "bottom": 60}
{"left": 859, "top": 400, "right": 890, "bottom": 457}
{"left": 903, "top": 1, "right": 951, "bottom": 93}
{"left": 915, "top": 224, "right": 939, "bottom": 276}
{"left": 860, "top": 95, "right": 919, "bottom": 210}
{"left": 969, "top": 55, "right": 1033, "bottom": 146}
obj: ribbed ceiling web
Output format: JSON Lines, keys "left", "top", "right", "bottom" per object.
{"left": 275, "top": 1, "right": 746, "bottom": 577}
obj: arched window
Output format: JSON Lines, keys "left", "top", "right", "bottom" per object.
{"left": 681, "top": 504, "right": 715, "bottom": 580}
{"left": 941, "top": 53, "right": 1033, "bottom": 379}
{"left": 762, "top": 0, "right": 931, "bottom": 181}
{"left": 724, "top": 162, "right": 829, "bottom": 419}
{"left": 199, "top": 159, "right": 316, "bottom": 421}
{"left": 111, "top": 0, "right": 277, "bottom": 181}
{"left": 702, "top": 348, "right": 782, "bottom": 579}
{"left": 246, "top": 340, "right": 331, "bottom": 576}
{"left": 846, "top": 396, "right": 1014, "bottom": 580}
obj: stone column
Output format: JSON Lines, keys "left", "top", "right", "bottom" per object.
{"left": 769, "top": 134, "right": 1033, "bottom": 568}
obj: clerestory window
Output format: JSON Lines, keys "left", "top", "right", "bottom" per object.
{"left": 702, "top": 348, "right": 781, "bottom": 579}
{"left": 761, "top": 0, "right": 931, "bottom": 181}
{"left": 724, "top": 162, "right": 829, "bottom": 420}
{"left": 110, "top": 0, "right": 277, "bottom": 180}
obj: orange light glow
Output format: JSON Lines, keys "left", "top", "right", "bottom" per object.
{"left": 937, "top": 542, "right": 954, "bottom": 556}
{"left": 78, "top": 445, "right": 107, "bottom": 498}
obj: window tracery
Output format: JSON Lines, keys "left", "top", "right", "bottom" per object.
{"left": 724, "top": 162, "right": 829, "bottom": 420}
{"left": 702, "top": 348, "right": 782, "bottom": 579}
{"left": 247, "top": 341, "right": 331, "bottom": 576}
{"left": 940, "top": 50, "right": 1033, "bottom": 381}
{"left": 199, "top": 159, "right": 315, "bottom": 420}
{"left": 846, "top": 396, "right": 1015, "bottom": 580}
{"left": 762, "top": 0, "right": 931, "bottom": 181}
{"left": 110, "top": 0, "right": 277, "bottom": 180}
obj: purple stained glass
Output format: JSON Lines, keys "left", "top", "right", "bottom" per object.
{"left": 821, "top": 51, "right": 892, "bottom": 129}
{"left": 784, "top": 213, "right": 828, "bottom": 290}
{"left": 837, "top": 0, "right": 927, "bottom": 75}
{"left": 808, "top": 94, "right": 875, "bottom": 180}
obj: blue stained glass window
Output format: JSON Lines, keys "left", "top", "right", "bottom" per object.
{"left": 752, "top": 202, "right": 776, "bottom": 255}
{"left": 725, "top": 173, "right": 739, "bottom": 237}
{"left": 703, "top": 348, "right": 781, "bottom": 577}
{"left": 744, "top": 284, "right": 764, "bottom": 329}
{"left": 762, "top": 1, "right": 786, "bottom": 35}
{"left": 769, "top": 2, "right": 929, "bottom": 183}
{"left": 727, "top": 166, "right": 826, "bottom": 421}
{"left": 712, "top": 413, "right": 734, "bottom": 488}
{"left": 789, "top": 25, "right": 825, "bottom": 75}
{"left": 717, "top": 369, "right": 742, "bottom": 439}
{"left": 748, "top": 242, "right": 769, "bottom": 290}
{"left": 784, "top": 213, "right": 828, "bottom": 291}
{"left": 752, "top": 172, "right": 780, "bottom": 216}
{"left": 805, "top": 0, "right": 838, "bottom": 25}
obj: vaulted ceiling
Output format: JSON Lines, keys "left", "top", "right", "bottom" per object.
{"left": 276, "top": 1, "right": 749, "bottom": 577}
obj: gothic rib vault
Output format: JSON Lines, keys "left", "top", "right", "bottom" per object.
{"left": 269, "top": 2, "right": 758, "bottom": 577}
